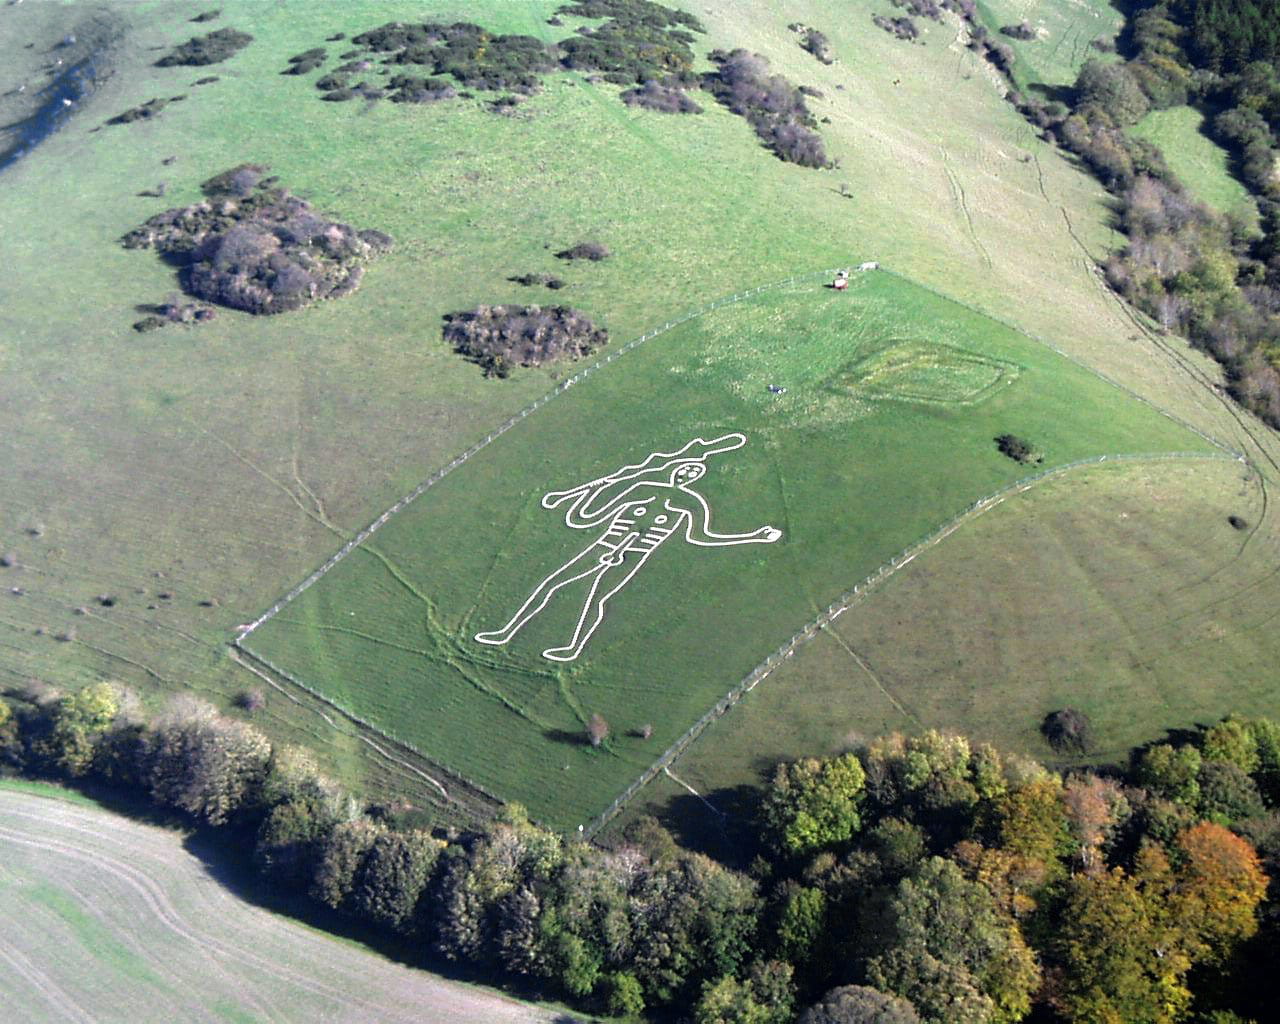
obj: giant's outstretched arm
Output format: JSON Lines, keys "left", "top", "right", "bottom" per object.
{"left": 678, "top": 494, "right": 781, "bottom": 546}
{"left": 544, "top": 481, "right": 651, "bottom": 529}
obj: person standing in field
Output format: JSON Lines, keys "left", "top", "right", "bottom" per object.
{"left": 474, "top": 433, "right": 781, "bottom": 662}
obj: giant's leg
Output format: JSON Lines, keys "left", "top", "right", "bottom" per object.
{"left": 474, "top": 543, "right": 610, "bottom": 646}
{"left": 542, "top": 548, "right": 653, "bottom": 661}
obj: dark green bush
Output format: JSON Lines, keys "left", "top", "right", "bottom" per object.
{"left": 156, "top": 27, "right": 253, "bottom": 67}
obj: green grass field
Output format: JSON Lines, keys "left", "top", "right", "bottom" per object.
{"left": 972, "top": 0, "right": 1124, "bottom": 94}
{"left": 7, "top": 0, "right": 1280, "bottom": 833}
{"left": 621, "top": 455, "right": 1277, "bottom": 844}
{"left": 245, "top": 271, "right": 1211, "bottom": 829}
{"left": 1132, "top": 105, "right": 1255, "bottom": 216}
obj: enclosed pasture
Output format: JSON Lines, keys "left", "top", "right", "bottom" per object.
{"left": 244, "top": 271, "right": 1212, "bottom": 830}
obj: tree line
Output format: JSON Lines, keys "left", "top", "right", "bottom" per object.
{"left": 1, "top": 681, "right": 1276, "bottom": 1022}
{"left": 1001, "top": 0, "right": 1280, "bottom": 426}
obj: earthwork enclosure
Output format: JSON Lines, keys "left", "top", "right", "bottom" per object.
{"left": 243, "top": 271, "right": 1213, "bottom": 830}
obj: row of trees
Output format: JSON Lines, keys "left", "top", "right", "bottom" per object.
{"left": 999, "top": 1, "right": 1280, "bottom": 425}
{"left": 2, "top": 679, "right": 1276, "bottom": 1022}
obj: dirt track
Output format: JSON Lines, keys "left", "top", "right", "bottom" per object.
{"left": 0, "top": 785, "right": 586, "bottom": 1023}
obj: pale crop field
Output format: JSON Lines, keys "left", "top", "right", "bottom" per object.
{"left": 0, "top": 782, "right": 577, "bottom": 1023}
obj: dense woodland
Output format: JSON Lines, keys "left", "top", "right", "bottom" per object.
{"left": 2, "top": 681, "right": 1276, "bottom": 1023}
{"left": 1003, "top": 0, "right": 1280, "bottom": 424}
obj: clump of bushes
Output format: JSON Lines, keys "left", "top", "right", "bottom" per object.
{"left": 1042, "top": 708, "right": 1094, "bottom": 754}
{"left": 191, "top": 9, "right": 220, "bottom": 23}
{"left": 284, "top": 48, "right": 326, "bottom": 75}
{"left": 995, "top": 433, "right": 1040, "bottom": 463}
{"left": 556, "top": 0, "right": 704, "bottom": 86}
{"left": 620, "top": 79, "right": 703, "bottom": 113}
{"left": 386, "top": 74, "right": 457, "bottom": 104}
{"left": 555, "top": 240, "right": 611, "bottom": 261}
{"left": 702, "top": 49, "right": 830, "bottom": 167}
{"left": 873, "top": 15, "right": 919, "bottom": 42}
{"left": 443, "top": 304, "right": 608, "bottom": 377}
{"left": 352, "top": 21, "right": 554, "bottom": 94}
{"left": 105, "top": 95, "right": 185, "bottom": 126}
{"left": 132, "top": 301, "right": 216, "bottom": 332}
{"left": 1001, "top": 21, "right": 1037, "bottom": 41}
{"left": 509, "top": 272, "right": 566, "bottom": 289}
{"left": 891, "top": 0, "right": 943, "bottom": 18}
{"left": 156, "top": 27, "right": 253, "bottom": 67}
{"left": 122, "top": 164, "right": 393, "bottom": 316}
{"left": 799, "top": 28, "right": 834, "bottom": 65}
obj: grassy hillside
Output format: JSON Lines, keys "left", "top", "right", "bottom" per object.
{"left": 4, "top": 0, "right": 1280, "bottom": 828}
{"left": 1132, "top": 105, "right": 1256, "bottom": 216}
{"left": 620, "top": 455, "right": 1280, "bottom": 839}
{"left": 245, "top": 271, "right": 1210, "bottom": 829}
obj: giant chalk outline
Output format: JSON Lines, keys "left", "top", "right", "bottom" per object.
{"left": 474, "top": 433, "right": 781, "bottom": 662}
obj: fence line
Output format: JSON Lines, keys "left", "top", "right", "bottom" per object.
{"left": 579, "top": 448, "right": 1239, "bottom": 839}
{"left": 235, "top": 265, "right": 845, "bottom": 641}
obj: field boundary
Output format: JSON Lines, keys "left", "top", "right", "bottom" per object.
{"left": 581, "top": 449, "right": 1241, "bottom": 839}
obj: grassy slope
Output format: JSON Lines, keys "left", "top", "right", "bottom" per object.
{"left": 622, "top": 456, "right": 1279, "bottom": 834}
{"left": 246, "top": 270, "right": 1208, "bottom": 829}
{"left": 0, "top": 783, "right": 576, "bottom": 1023}
{"left": 3, "top": 0, "right": 1280, "bottom": 824}
{"left": 1132, "top": 105, "right": 1255, "bottom": 216}
{"left": 971, "top": 0, "right": 1124, "bottom": 93}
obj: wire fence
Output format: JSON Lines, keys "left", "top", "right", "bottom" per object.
{"left": 579, "top": 448, "right": 1241, "bottom": 839}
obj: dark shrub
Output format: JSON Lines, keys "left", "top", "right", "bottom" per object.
{"left": 1000, "top": 21, "right": 1037, "bottom": 41}
{"left": 1229, "top": 514, "right": 1249, "bottom": 530}
{"left": 320, "top": 88, "right": 356, "bottom": 102}
{"left": 284, "top": 58, "right": 324, "bottom": 76}
{"left": 105, "top": 95, "right": 183, "bottom": 126}
{"left": 288, "top": 48, "right": 327, "bottom": 65}
{"left": 995, "top": 433, "right": 1039, "bottom": 463}
{"left": 800, "top": 28, "right": 834, "bottom": 65}
{"left": 1042, "top": 709, "right": 1094, "bottom": 754}
{"left": 556, "top": 0, "right": 704, "bottom": 86}
{"left": 443, "top": 304, "right": 608, "bottom": 376}
{"left": 156, "top": 28, "right": 253, "bottom": 67}
{"left": 874, "top": 14, "right": 919, "bottom": 41}
{"left": 555, "top": 241, "right": 611, "bottom": 261}
{"left": 193, "top": 76, "right": 219, "bottom": 85}
{"left": 387, "top": 74, "right": 456, "bottom": 103}
{"left": 235, "top": 688, "right": 266, "bottom": 713}
{"left": 133, "top": 316, "right": 166, "bottom": 333}
{"left": 892, "top": 0, "right": 942, "bottom": 18}
{"left": 191, "top": 9, "right": 220, "bottom": 23}
{"left": 621, "top": 79, "right": 703, "bottom": 113}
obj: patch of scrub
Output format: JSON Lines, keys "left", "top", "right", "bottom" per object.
{"left": 840, "top": 340, "right": 1020, "bottom": 405}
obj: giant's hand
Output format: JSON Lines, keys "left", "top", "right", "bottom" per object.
{"left": 757, "top": 526, "right": 782, "bottom": 543}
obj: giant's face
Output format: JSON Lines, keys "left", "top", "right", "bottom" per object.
{"left": 673, "top": 463, "right": 705, "bottom": 485}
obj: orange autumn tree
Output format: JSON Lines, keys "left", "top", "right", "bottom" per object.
{"left": 1172, "top": 822, "right": 1268, "bottom": 963}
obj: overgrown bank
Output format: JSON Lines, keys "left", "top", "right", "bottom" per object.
{"left": 2, "top": 684, "right": 1276, "bottom": 1023}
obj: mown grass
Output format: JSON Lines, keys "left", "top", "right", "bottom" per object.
{"left": 4, "top": 0, "right": 1279, "bottom": 827}
{"left": 1132, "top": 105, "right": 1255, "bottom": 217}
{"left": 620, "top": 456, "right": 1271, "bottom": 831}
{"left": 247, "top": 272, "right": 1208, "bottom": 829}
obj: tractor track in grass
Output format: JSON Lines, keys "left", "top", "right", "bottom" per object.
{"left": 0, "top": 788, "right": 573, "bottom": 1023}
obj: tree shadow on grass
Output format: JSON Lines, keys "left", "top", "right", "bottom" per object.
{"left": 650, "top": 783, "right": 765, "bottom": 871}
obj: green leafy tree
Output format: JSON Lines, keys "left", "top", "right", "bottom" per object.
{"left": 142, "top": 698, "right": 270, "bottom": 825}
{"left": 31, "top": 682, "right": 123, "bottom": 777}
{"left": 350, "top": 828, "right": 443, "bottom": 934}
{"left": 775, "top": 883, "right": 826, "bottom": 962}
{"left": 1136, "top": 743, "right": 1202, "bottom": 806}
{"left": 310, "top": 817, "right": 384, "bottom": 911}
{"left": 1202, "top": 718, "right": 1262, "bottom": 774}
{"left": 0, "top": 699, "right": 20, "bottom": 769}
{"left": 763, "top": 753, "right": 866, "bottom": 857}
{"left": 797, "top": 984, "right": 921, "bottom": 1024}
{"left": 694, "top": 961, "right": 793, "bottom": 1024}
{"left": 1197, "top": 761, "right": 1266, "bottom": 825}
{"left": 605, "top": 971, "right": 645, "bottom": 1017}
{"left": 1049, "top": 865, "right": 1191, "bottom": 1024}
